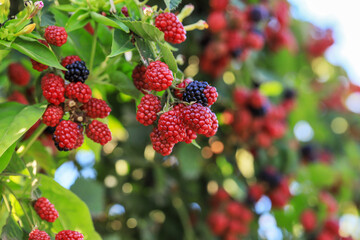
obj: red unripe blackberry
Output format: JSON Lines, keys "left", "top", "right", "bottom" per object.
{"left": 34, "top": 197, "right": 59, "bottom": 222}
{"left": 41, "top": 74, "right": 65, "bottom": 106}
{"left": 136, "top": 94, "right": 162, "bottom": 126}
{"left": 269, "top": 188, "right": 288, "bottom": 208}
{"left": 211, "top": 188, "right": 230, "bottom": 208}
{"left": 84, "top": 23, "right": 95, "bottom": 35}
{"left": 8, "top": 63, "right": 30, "bottom": 86}
{"left": 207, "top": 11, "right": 227, "bottom": 33}
{"left": 182, "top": 103, "right": 217, "bottom": 136}
{"left": 42, "top": 105, "right": 64, "bottom": 127}
{"left": 248, "top": 183, "right": 264, "bottom": 202}
{"left": 158, "top": 110, "right": 186, "bottom": 144}
{"left": 226, "top": 202, "right": 244, "bottom": 219}
{"left": 248, "top": 90, "right": 267, "bottom": 109}
{"left": 44, "top": 26, "right": 68, "bottom": 46}
{"left": 145, "top": 61, "right": 173, "bottom": 91}
{"left": 207, "top": 212, "right": 229, "bottom": 236}
{"left": 246, "top": 31, "right": 265, "bottom": 50}
{"left": 31, "top": 59, "right": 49, "bottom": 72}
{"left": 301, "top": 209, "right": 317, "bottom": 232}
{"left": 28, "top": 229, "right": 50, "bottom": 240}
{"left": 210, "top": 0, "right": 229, "bottom": 11}
{"left": 317, "top": 231, "right": 335, "bottom": 240}
{"left": 205, "top": 111, "right": 218, "bottom": 137}
{"left": 86, "top": 120, "right": 112, "bottom": 145}
{"left": 265, "top": 121, "right": 286, "bottom": 139}
{"left": 224, "top": 234, "right": 237, "bottom": 240}
{"left": 65, "top": 82, "right": 92, "bottom": 103}
{"left": 121, "top": 6, "right": 129, "bottom": 17}
{"left": 174, "top": 78, "right": 193, "bottom": 99}
{"left": 150, "top": 127, "right": 175, "bottom": 156}
{"left": 53, "top": 120, "right": 80, "bottom": 151}
{"left": 61, "top": 55, "right": 82, "bottom": 68}
{"left": 8, "top": 91, "right": 29, "bottom": 105}
{"left": 55, "top": 230, "right": 84, "bottom": 240}
{"left": 132, "top": 64, "right": 150, "bottom": 94}
{"left": 228, "top": 220, "right": 249, "bottom": 235}
{"left": 74, "top": 126, "right": 84, "bottom": 149}
{"left": 324, "top": 219, "right": 340, "bottom": 236}
{"left": 81, "top": 98, "right": 111, "bottom": 118}
{"left": 203, "top": 85, "right": 218, "bottom": 106}
{"left": 155, "top": 12, "right": 186, "bottom": 44}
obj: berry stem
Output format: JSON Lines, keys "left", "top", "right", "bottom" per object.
{"left": 17, "top": 123, "right": 48, "bottom": 158}
{"left": 172, "top": 196, "right": 196, "bottom": 240}
{"left": 89, "top": 22, "right": 99, "bottom": 73}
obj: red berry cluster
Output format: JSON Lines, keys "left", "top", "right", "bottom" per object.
{"left": 248, "top": 167, "right": 292, "bottom": 208}
{"left": 207, "top": 188, "right": 253, "bottom": 239}
{"left": 264, "top": 0, "right": 297, "bottom": 53}
{"left": 228, "top": 87, "right": 295, "bottom": 148}
{"left": 155, "top": 12, "right": 186, "bottom": 44}
{"left": 201, "top": 1, "right": 268, "bottom": 77}
{"left": 30, "top": 197, "right": 84, "bottom": 239}
{"left": 307, "top": 27, "right": 334, "bottom": 57}
{"left": 133, "top": 62, "right": 218, "bottom": 156}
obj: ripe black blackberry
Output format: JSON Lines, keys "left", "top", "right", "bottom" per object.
{"left": 183, "top": 81, "right": 209, "bottom": 106}
{"left": 64, "top": 61, "right": 89, "bottom": 83}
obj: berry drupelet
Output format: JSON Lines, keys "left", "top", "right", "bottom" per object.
{"left": 136, "top": 94, "right": 162, "bottom": 126}
{"left": 145, "top": 61, "right": 174, "bottom": 91}
{"left": 34, "top": 197, "right": 59, "bottom": 222}
{"left": 64, "top": 61, "right": 89, "bottom": 83}
{"left": 8, "top": 63, "right": 30, "bottom": 86}
{"left": 44, "top": 26, "right": 68, "bottom": 47}
{"left": 53, "top": 120, "right": 81, "bottom": 151}
{"left": 81, "top": 98, "right": 111, "bottom": 119}
{"left": 132, "top": 64, "right": 150, "bottom": 94}
{"left": 65, "top": 82, "right": 92, "bottom": 103}
{"left": 55, "top": 230, "right": 84, "bottom": 240}
{"left": 85, "top": 120, "right": 112, "bottom": 145}
{"left": 155, "top": 12, "right": 186, "bottom": 44}
{"left": 28, "top": 229, "right": 51, "bottom": 240}
{"left": 42, "top": 105, "right": 64, "bottom": 127}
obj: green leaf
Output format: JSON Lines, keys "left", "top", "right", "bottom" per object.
{"left": 70, "top": 178, "right": 105, "bottom": 216}
{"left": 11, "top": 38, "right": 66, "bottom": 70}
{"left": 108, "top": 71, "right": 140, "bottom": 98}
{"left": 0, "top": 199, "right": 10, "bottom": 233}
{"left": 109, "top": 29, "right": 134, "bottom": 58}
{"left": 0, "top": 142, "right": 16, "bottom": 173}
{"left": 134, "top": 36, "right": 156, "bottom": 62}
{"left": 0, "top": 39, "right": 12, "bottom": 48}
{"left": 40, "top": 11, "right": 56, "bottom": 27}
{"left": 39, "top": 174, "right": 102, "bottom": 240}
{"left": 1, "top": 215, "right": 23, "bottom": 240}
{"left": 120, "top": 20, "right": 164, "bottom": 42}
{"left": 0, "top": 102, "right": 46, "bottom": 158}
{"left": 65, "top": 9, "right": 90, "bottom": 33}
{"left": 164, "top": 0, "right": 182, "bottom": 10}
{"left": 90, "top": 12, "right": 129, "bottom": 32}
{"left": 157, "top": 41, "right": 177, "bottom": 72}
{"left": 53, "top": 4, "right": 78, "bottom": 12}
{"left": 26, "top": 141, "right": 56, "bottom": 175}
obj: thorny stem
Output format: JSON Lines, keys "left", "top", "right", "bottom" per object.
{"left": 89, "top": 22, "right": 99, "bottom": 73}
{"left": 3, "top": 184, "right": 34, "bottom": 229}
{"left": 18, "top": 123, "right": 47, "bottom": 158}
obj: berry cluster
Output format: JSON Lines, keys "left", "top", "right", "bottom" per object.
{"left": 133, "top": 62, "right": 218, "bottom": 156}
{"left": 227, "top": 87, "right": 295, "bottom": 148}
{"left": 307, "top": 27, "right": 335, "bottom": 57}
{"left": 201, "top": 0, "right": 268, "bottom": 77}
{"left": 248, "top": 167, "right": 292, "bottom": 208}
{"left": 30, "top": 197, "right": 84, "bottom": 239}
{"left": 207, "top": 188, "right": 253, "bottom": 239}
{"left": 201, "top": 0, "right": 300, "bottom": 77}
